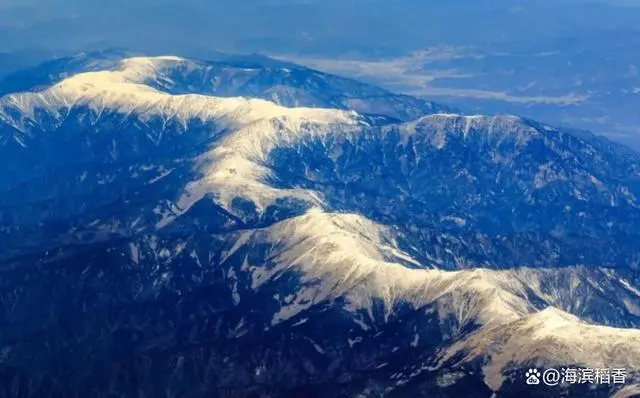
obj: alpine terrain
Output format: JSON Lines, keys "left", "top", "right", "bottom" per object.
{"left": 1, "top": 51, "right": 640, "bottom": 398}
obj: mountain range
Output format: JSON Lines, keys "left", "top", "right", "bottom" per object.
{"left": 0, "top": 51, "right": 639, "bottom": 398}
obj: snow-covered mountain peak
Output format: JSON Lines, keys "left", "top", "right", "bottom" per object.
{"left": 220, "top": 210, "right": 539, "bottom": 326}
{"left": 397, "top": 113, "right": 541, "bottom": 149}
{"left": 0, "top": 56, "right": 360, "bottom": 132}
{"left": 117, "top": 56, "right": 191, "bottom": 84}
{"left": 442, "top": 305, "right": 640, "bottom": 391}
{"left": 0, "top": 54, "right": 366, "bottom": 218}
{"left": 532, "top": 305, "right": 583, "bottom": 326}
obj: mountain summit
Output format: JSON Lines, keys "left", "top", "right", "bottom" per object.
{"left": 0, "top": 54, "right": 639, "bottom": 398}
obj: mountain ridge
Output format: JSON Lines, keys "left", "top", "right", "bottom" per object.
{"left": 0, "top": 50, "right": 453, "bottom": 121}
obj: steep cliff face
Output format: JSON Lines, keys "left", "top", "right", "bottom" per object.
{"left": 1, "top": 54, "right": 639, "bottom": 398}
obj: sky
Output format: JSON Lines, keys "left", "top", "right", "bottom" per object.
{"left": 1, "top": 0, "right": 639, "bottom": 56}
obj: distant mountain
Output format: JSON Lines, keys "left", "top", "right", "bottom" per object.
{"left": 0, "top": 54, "right": 639, "bottom": 398}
